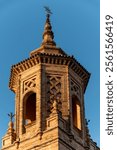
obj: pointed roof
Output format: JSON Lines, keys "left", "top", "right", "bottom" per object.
{"left": 41, "top": 14, "right": 56, "bottom": 46}
{"left": 30, "top": 13, "right": 66, "bottom": 56}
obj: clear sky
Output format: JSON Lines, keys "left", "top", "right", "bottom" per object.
{"left": 0, "top": 0, "right": 100, "bottom": 148}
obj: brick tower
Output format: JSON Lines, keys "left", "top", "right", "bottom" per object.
{"left": 1, "top": 11, "right": 99, "bottom": 150}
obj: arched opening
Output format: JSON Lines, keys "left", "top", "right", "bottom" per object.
{"left": 72, "top": 95, "right": 81, "bottom": 130}
{"left": 24, "top": 92, "right": 36, "bottom": 125}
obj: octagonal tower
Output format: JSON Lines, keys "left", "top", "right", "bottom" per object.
{"left": 1, "top": 12, "right": 99, "bottom": 150}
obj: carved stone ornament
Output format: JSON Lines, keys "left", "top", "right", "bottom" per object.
{"left": 46, "top": 76, "right": 62, "bottom": 115}
{"left": 23, "top": 77, "right": 36, "bottom": 93}
{"left": 71, "top": 80, "right": 81, "bottom": 99}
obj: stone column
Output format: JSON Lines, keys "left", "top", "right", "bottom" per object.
{"left": 36, "top": 65, "right": 42, "bottom": 139}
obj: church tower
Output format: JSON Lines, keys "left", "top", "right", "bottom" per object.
{"left": 1, "top": 10, "right": 99, "bottom": 150}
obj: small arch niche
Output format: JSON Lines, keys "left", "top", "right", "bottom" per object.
{"left": 23, "top": 92, "right": 36, "bottom": 125}
{"left": 72, "top": 95, "right": 81, "bottom": 130}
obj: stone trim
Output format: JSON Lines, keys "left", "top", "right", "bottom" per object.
{"left": 9, "top": 53, "right": 90, "bottom": 93}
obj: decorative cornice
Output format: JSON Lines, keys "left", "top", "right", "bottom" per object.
{"left": 9, "top": 53, "right": 90, "bottom": 93}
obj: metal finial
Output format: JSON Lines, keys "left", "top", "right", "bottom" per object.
{"left": 8, "top": 112, "right": 15, "bottom": 122}
{"left": 44, "top": 6, "right": 53, "bottom": 16}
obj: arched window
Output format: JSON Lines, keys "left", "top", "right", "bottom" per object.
{"left": 24, "top": 92, "right": 36, "bottom": 125}
{"left": 72, "top": 95, "right": 81, "bottom": 130}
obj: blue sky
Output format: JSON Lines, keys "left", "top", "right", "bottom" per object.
{"left": 0, "top": 0, "right": 100, "bottom": 147}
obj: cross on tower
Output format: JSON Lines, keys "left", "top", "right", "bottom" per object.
{"left": 8, "top": 112, "right": 15, "bottom": 122}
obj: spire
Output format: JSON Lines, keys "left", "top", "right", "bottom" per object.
{"left": 30, "top": 7, "right": 66, "bottom": 56}
{"left": 41, "top": 8, "right": 56, "bottom": 46}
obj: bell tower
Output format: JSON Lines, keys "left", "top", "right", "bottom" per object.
{"left": 1, "top": 9, "right": 95, "bottom": 150}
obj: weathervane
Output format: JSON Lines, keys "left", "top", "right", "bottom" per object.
{"left": 8, "top": 112, "right": 15, "bottom": 122}
{"left": 44, "top": 6, "right": 53, "bottom": 16}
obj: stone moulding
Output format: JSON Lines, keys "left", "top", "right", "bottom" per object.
{"left": 9, "top": 53, "right": 90, "bottom": 93}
